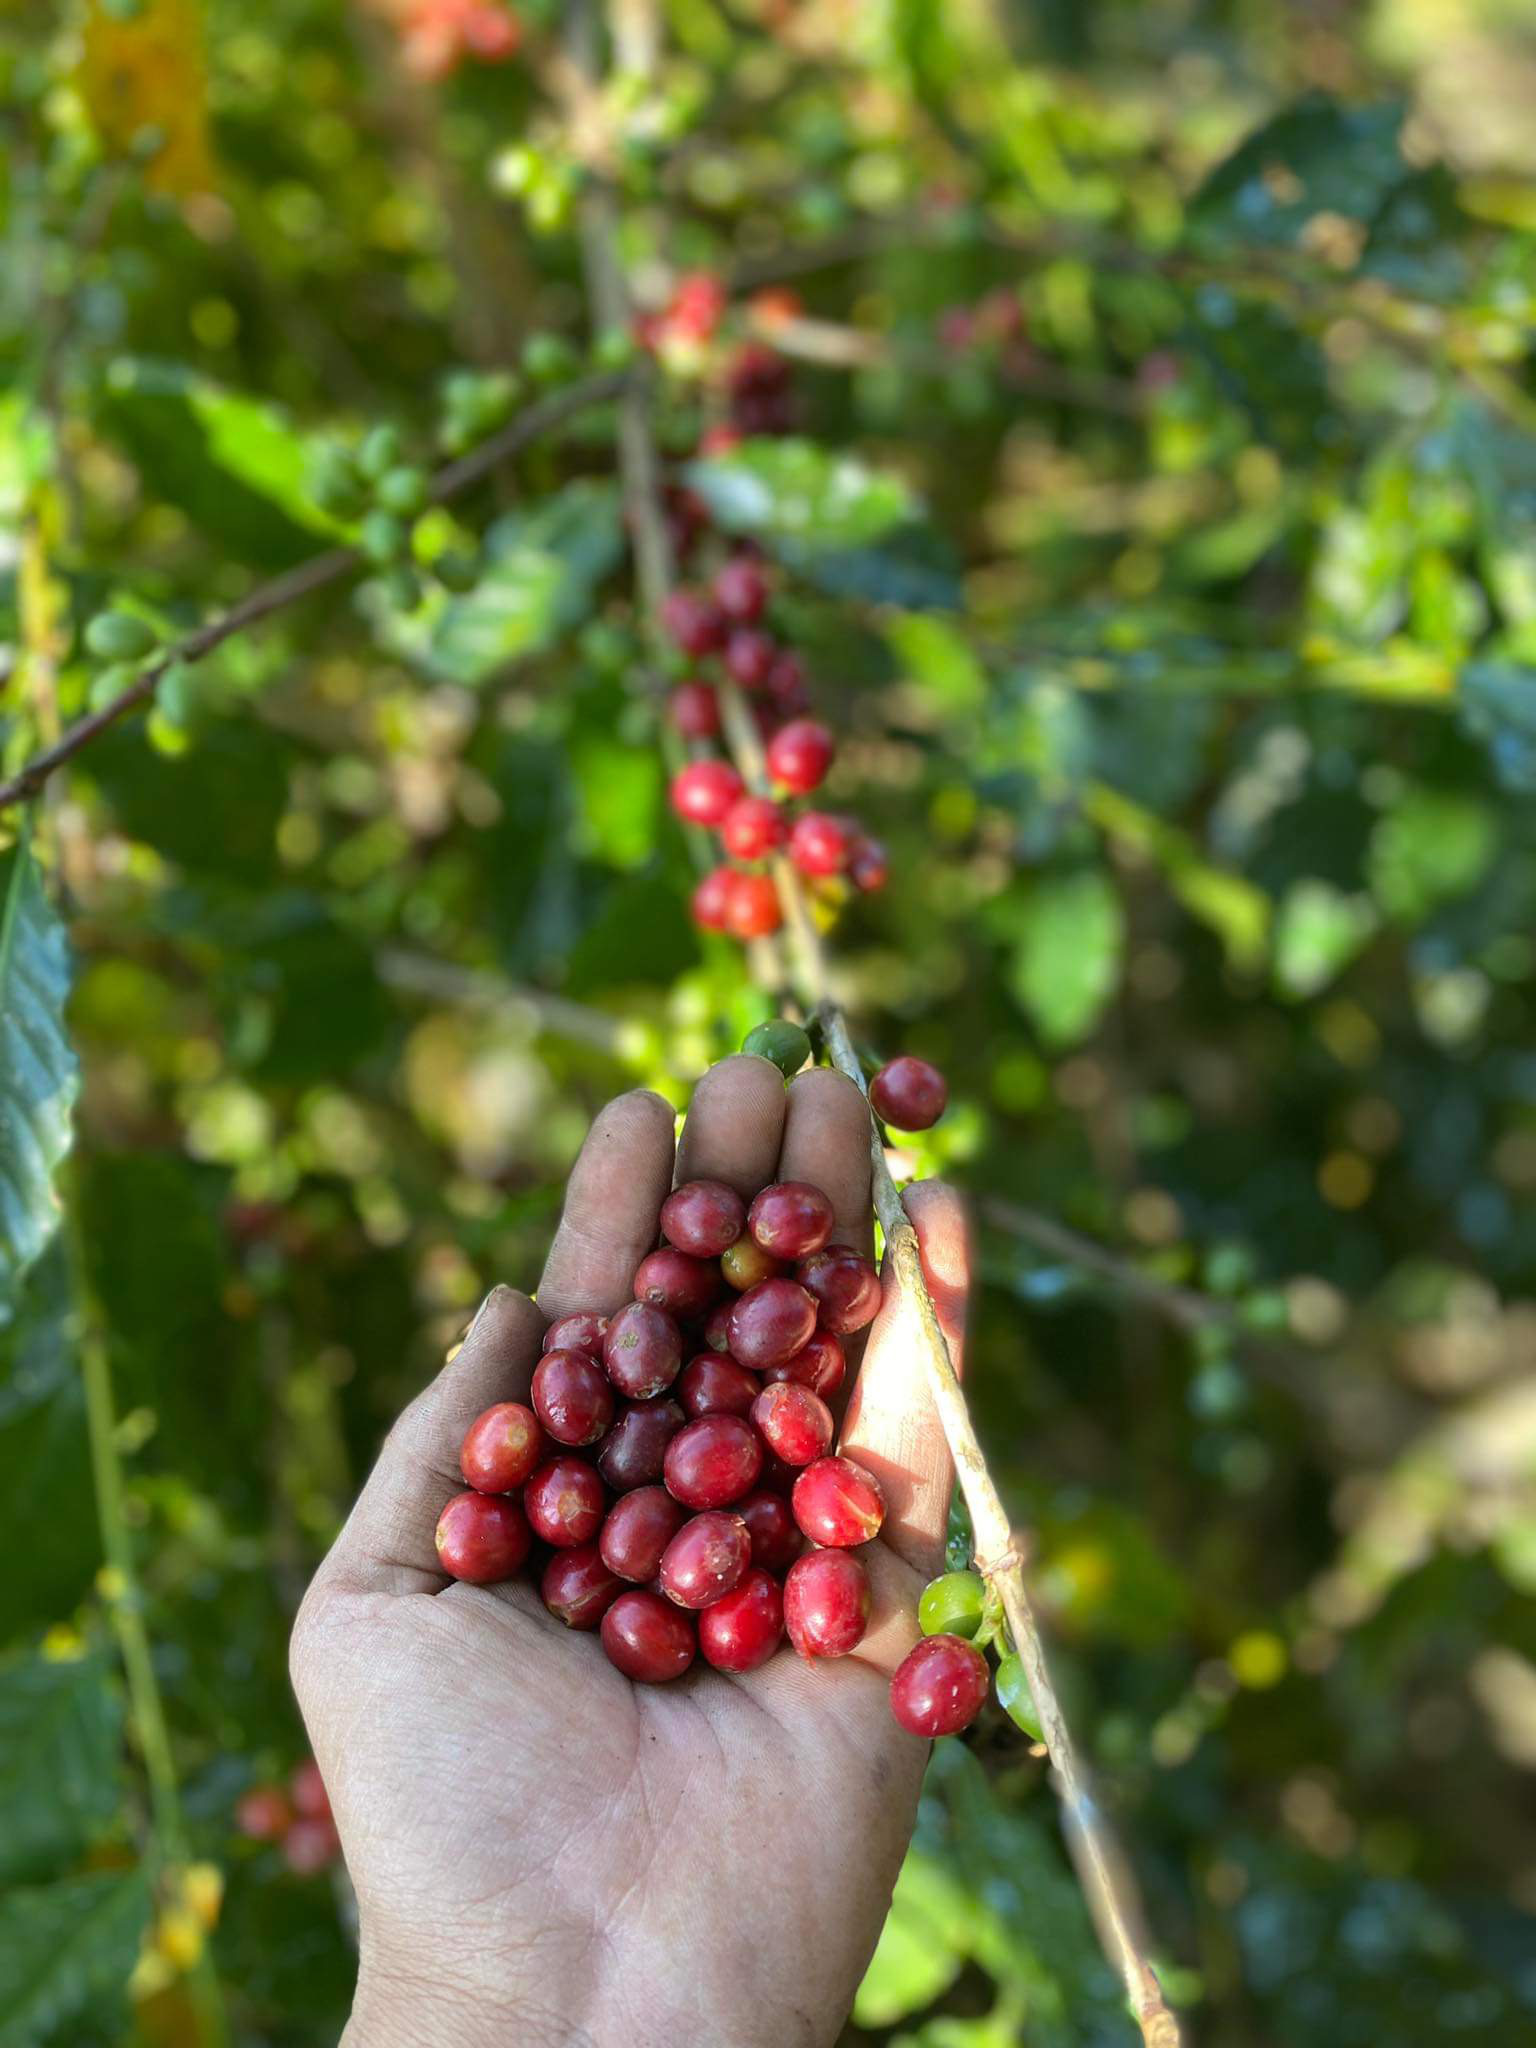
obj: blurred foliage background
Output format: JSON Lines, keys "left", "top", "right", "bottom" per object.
{"left": 4, "top": 0, "right": 1536, "bottom": 2042}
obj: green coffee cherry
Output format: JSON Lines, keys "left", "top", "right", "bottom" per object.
{"left": 89, "top": 662, "right": 140, "bottom": 710}
{"left": 383, "top": 564, "right": 422, "bottom": 612}
{"left": 592, "top": 326, "right": 637, "bottom": 371}
{"left": 432, "top": 548, "right": 479, "bottom": 594}
{"left": 84, "top": 609, "right": 158, "bottom": 661}
{"left": 918, "top": 1570, "right": 986, "bottom": 1640}
{"left": 357, "top": 424, "right": 403, "bottom": 481}
{"left": 377, "top": 466, "right": 429, "bottom": 517}
{"left": 360, "top": 510, "right": 409, "bottom": 564}
{"left": 523, "top": 332, "right": 579, "bottom": 385}
{"left": 995, "top": 1653, "right": 1043, "bottom": 1742}
{"left": 307, "top": 445, "right": 366, "bottom": 519}
{"left": 743, "top": 1019, "right": 812, "bottom": 1079}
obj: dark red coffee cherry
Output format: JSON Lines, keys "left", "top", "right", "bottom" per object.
{"left": 542, "top": 1311, "right": 609, "bottom": 1360}
{"left": 531, "top": 1350, "right": 614, "bottom": 1448}
{"left": 791, "top": 1455, "right": 886, "bottom": 1547}
{"left": 737, "top": 1488, "right": 802, "bottom": 1573}
{"left": 671, "top": 758, "right": 745, "bottom": 827}
{"left": 762, "top": 1328, "right": 846, "bottom": 1399}
{"left": 633, "top": 1246, "right": 723, "bottom": 1321}
{"left": 787, "top": 811, "right": 851, "bottom": 878}
{"left": 603, "top": 1301, "right": 684, "bottom": 1399}
{"left": 435, "top": 1490, "right": 533, "bottom": 1582}
{"left": 524, "top": 1458, "right": 607, "bottom": 1548}
{"left": 661, "top": 1178, "right": 746, "bottom": 1259}
{"left": 658, "top": 1510, "right": 751, "bottom": 1609}
{"left": 669, "top": 679, "right": 720, "bottom": 739}
{"left": 541, "top": 1544, "right": 624, "bottom": 1630}
{"left": 677, "top": 1351, "right": 760, "bottom": 1419}
{"left": 849, "top": 838, "right": 889, "bottom": 892}
{"left": 597, "top": 1396, "right": 685, "bottom": 1491}
{"left": 664, "top": 1413, "right": 763, "bottom": 1509}
{"left": 290, "top": 1760, "right": 330, "bottom": 1821}
{"left": 713, "top": 554, "right": 768, "bottom": 624}
{"left": 750, "top": 1380, "right": 834, "bottom": 1466}
{"left": 728, "top": 1277, "right": 817, "bottom": 1370}
{"left": 724, "top": 627, "right": 776, "bottom": 690}
{"left": 699, "top": 1568, "right": 784, "bottom": 1672}
{"left": 869, "top": 1056, "right": 948, "bottom": 1132}
{"left": 702, "top": 1301, "right": 736, "bottom": 1352}
{"left": 661, "top": 588, "right": 726, "bottom": 658}
{"left": 889, "top": 1633, "right": 990, "bottom": 1737}
{"left": 460, "top": 1401, "right": 545, "bottom": 1492}
{"left": 721, "top": 795, "right": 785, "bottom": 860}
{"left": 724, "top": 870, "right": 782, "bottom": 940}
{"left": 720, "top": 1234, "right": 784, "bottom": 1292}
{"left": 766, "top": 718, "right": 834, "bottom": 795}
{"left": 600, "top": 1590, "right": 697, "bottom": 1683}
{"left": 599, "top": 1485, "right": 689, "bottom": 1583}
{"left": 747, "top": 1181, "right": 835, "bottom": 1260}
{"left": 795, "top": 1245, "right": 882, "bottom": 1334}
{"left": 783, "top": 1548, "right": 871, "bottom": 1659}
{"left": 766, "top": 649, "right": 810, "bottom": 716}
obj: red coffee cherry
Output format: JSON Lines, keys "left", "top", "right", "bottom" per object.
{"left": 720, "top": 795, "right": 785, "bottom": 860}
{"left": 724, "top": 627, "right": 777, "bottom": 690}
{"left": 523, "top": 1458, "right": 607, "bottom": 1549}
{"left": 661, "top": 1178, "right": 746, "bottom": 1258}
{"left": 869, "top": 1055, "right": 948, "bottom": 1131}
{"left": 664, "top": 1413, "right": 763, "bottom": 1509}
{"left": 661, "top": 588, "right": 726, "bottom": 657}
{"left": 724, "top": 870, "right": 782, "bottom": 939}
{"left": 633, "top": 1246, "right": 723, "bottom": 1321}
{"left": 290, "top": 1759, "right": 331, "bottom": 1820}
{"left": 747, "top": 1181, "right": 834, "bottom": 1259}
{"left": 766, "top": 649, "right": 810, "bottom": 716}
{"left": 691, "top": 864, "right": 736, "bottom": 932}
{"left": 658, "top": 1509, "right": 751, "bottom": 1609}
{"left": 541, "top": 1544, "right": 624, "bottom": 1630}
{"left": 762, "top": 1327, "right": 846, "bottom": 1399}
{"left": 787, "top": 811, "right": 851, "bottom": 878}
{"left": 532, "top": 1351, "right": 614, "bottom": 1448}
{"left": 720, "top": 1233, "right": 784, "bottom": 1292}
{"left": 669, "top": 679, "right": 721, "bottom": 739}
{"left": 671, "top": 758, "right": 745, "bottom": 826}
{"left": 435, "top": 1490, "right": 533, "bottom": 1581}
{"left": 603, "top": 1301, "right": 684, "bottom": 1399}
{"left": 737, "top": 1488, "right": 802, "bottom": 1573}
{"left": 766, "top": 718, "right": 834, "bottom": 795}
{"left": 600, "top": 1589, "right": 697, "bottom": 1683}
{"left": 543, "top": 1311, "right": 609, "bottom": 1359}
{"left": 713, "top": 554, "right": 768, "bottom": 623}
{"left": 889, "top": 1634, "right": 990, "bottom": 1738}
{"left": 795, "top": 1245, "right": 882, "bottom": 1334}
{"left": 236, "top": 1785, "right": 292, "bottom": 1841}
{"left": 849, "top": 838, "right": 889, "bottom": 892}
{"left": 460, "top": 1401, "right": 545, "bottom": 1492}
{"left": 791, "top": 1455, "right": 886, "bottom": 1547}
{"left": 727, "top": 1276, "right": 817, "bottom": 1369}
{"left": 699, "top": 1568, "right": 784, "bottom": 1672}
{"left": 751, "top": 1381, "right": 834, "bottom": 1467}
{"left": 783, "top": 1548, "right": 871, "bottom": 1659}
{"left": 599, "top": 1485, "right": 689, "bottom": 1583}
{"left": 677, "top": 1351, "right": 760, "bottom": 1419}
{"left": 597, "top": 1396, "right": 685, "bottom": 1491}
{"left": 284, "top": 1816, "right": 341, "bottom": 1874}
{"left": 702, "top": 1300, "right": 736, "bottom": 1351}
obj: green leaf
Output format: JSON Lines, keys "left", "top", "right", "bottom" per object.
{"left": 886, "top": 612, "right": 986, "bottom": 712}
{"left": 0, "top": 1246, "right": 94, "bottom": 1639}
{"left": 0, "top": 1869, "right": 149, "bottom": 2048}
{"left": 1369, "top": 786, "right": 1497, "bottom": 921}
{"left": 1461, "top": 662, "right": 1536, "bottom": 792}
{"left": 1273, "top": 880, "right": 1378, "bottom": 998}
{"left": 1083, "top": 781, "right": 1269, "bottom": 969}
{"left": 1004, "top": 869, "right": 1124, "bottom": 1046}
{"left": 0, "top": 1655, "right": 123, "bottom": 1886}
{"left": 1190, "top": 95, "right": 1408, "bottom": 250}
{"left": 0, "top": 831, "right": 80, "bottom": 1323}
{"left": 855, "top": 1853, "right": 971, "bottom": 2026}
{"left": 685, "top": 438, "right": 917, "bottom": 548}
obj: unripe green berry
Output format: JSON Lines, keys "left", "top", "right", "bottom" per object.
{"left": 593, "top": 326, "right": 638, "bottom": 371}
{"left": 523, "top": 332, "right": 579, "bottom": 385}
{"left": 360, "top": 510, "right": 409, "bottom": 564}
{"left": 995, "top": 1653, "right": 1042, "bottom": 1741}
{"left": 918, "top": 1570, "right": 986, "bottom": 1640}
{"left": 383, "top": 564, "right": 422, "bottom": 612}
{"left": 357, "top": 424, "right": 402, "bottom": 481}
{"left": 432, "top": 548, "right": 479, "bottom": 594}
{"left": 89, "top": 662, "right": 140, "bottom": 709}
{"left": 84, "top": 609, "right": 158, "bottom": 660}
{"left": 308, "top": 446, "right": 366, "bottom": 519}
{"left": 742, "top": 1019, "right": 812, "bottom": 1079}
{"left": 377, "top": 466, "right": 429, "bottom": 516}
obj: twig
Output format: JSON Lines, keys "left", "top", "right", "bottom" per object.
{"left": 377, "top": 948, "right": 627, "bottom": 1055}
{"left": 0, "top": 368, "right": 637, "bottom": 815}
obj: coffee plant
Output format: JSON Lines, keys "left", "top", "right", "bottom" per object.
{"left": 3, "top": 0, "right": 1536, "bottom": 2044}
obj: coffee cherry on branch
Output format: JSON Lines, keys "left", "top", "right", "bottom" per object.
{"left": 290, "top": 1759, "right": 332, "bottom": 1821}
{"left": 737, "top": 1488, "right": 802, "bottom": 1573}
{"left": 603, "top": 1301, "right": 684, "bottom": 1399}
{"left": 723, "top": 870, "right": 783, "bottom": 940}
{"left": 788, "top": 811, "right": 851, "bottom": 878}
{"left": 435, "top": 1490, "right": 533, "bottom": 1582}
{"left": 918, "top": 1570, "right": 986, "bottom": 1640}
{"left": 600, "top": 1590, "right": 697, "bottom": 1683}
{"left": 597, "top": 1396, "right": 685, "bottom": 1491}
{"left": 658, "top": 1509, "right": 751, "bottom": 1608}
{"left": 669, "top": 680, "right": 721, "bottom": 739}
{"left": 599, "top": 1485, "right": 689, "bottom": 1582}
{"left": 795, "top": 1245, "right": 882, "bottom": 1334}
{"left": 460, "top": 1401, "right": 545, "bottom": 1492}
{"left": 766, "top": 650, "right": 811, "bottom": 717}
{"left": 747, "top": 1181, "right": 835, "bottom": 1259}
{"left": 713, "top": 554, "right": 768, "bottom": 623}
{"left": 742, "top": 1018, "right": 811, "bottom": 1077}
{"left": 699, "top": 1568, "right": 784, "bottom": 1672}
{"left": 849, "top": 838, "right": 889, "bottom": 893}
{"left": 724, "top": 627, "right": 777, "bottom": 690}
{"left": 721, "top": 795, "right": 785, "bottom": 860}
{"left": 762, "top": 1327, "right": 846, "bottom": 1398}
{"left": 284, "top": 1817, "right": 342, "bottom": 1874}
{"left": 661, "top": 587, "right": 726, "bottom": 656}
{"left": 783, "top": 1548, "right": 871, "bottom": 1659}
{"left": 532, "top": 1352, "right": 614, "bottom": 1448}
{"left": 671, "top": 758, "right": 745, "bottom": 827}
{"left": 791, "top": 1455, "right": 886, "bottom": 1547}
{"left": 541, "top": 1545, "right": 624, "bottom": 1630}
{"left": 677, "top": 1351, "right": 761, "bottom": 1418}
{"left": 750, "top": 1380, "right": 834, "bottom": 1467}
{"left": 524, "top": 1457, "right": 607, "bottom": 1548}
{"left": 691, "top": 865, "right": 736, "bottom": 932}
{"left": 889, "top": 1634, "right": 990, "bottom": 1738}
{"left": 661, "top": 1178, "right": 747, "bottom": 1258}
{"left": 664, "top": 1413, "right": 763, "bottom": 1509}
{"left": 727, "top": 1277, "right": 818, "bottom": 1369}
{"left": 869, "top": 1055, "right": 949, "bottom": 1131}
{"left": 766, "top": 718, "right": 834, "bottom": 795}
{"left": 236, "top": 1786, "right": 292, "bottom": 1842}
{"left": 633, "top": 1246, "right": 723, "bottom": 1321}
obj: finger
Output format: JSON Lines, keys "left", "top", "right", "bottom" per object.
{"left": 841, "top": 1181, "right": 970, "bottom": 1578}
{"left": 673, "top": 1053, "right": 787, "bottom": 1199}
{"left": 314, "top": 1286, "right": 545, "bottom": 1597}
{"left": 776, "top": 1066, "right": 874, "bottom": 1258}
{"left": 537, "top": 1089, "right": 676, "bottom": 1317}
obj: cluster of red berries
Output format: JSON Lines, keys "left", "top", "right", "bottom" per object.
{"left": 235, "top": 1758, "right": 339, "bottom": 1874}
{"left": 434, "top": 1171, "right": 980, "bottom": 1732}
{"left": 371, "top": 0, "right": 521, "bottom": 80}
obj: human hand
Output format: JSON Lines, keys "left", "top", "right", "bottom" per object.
{"left": 291, "top": 1054, "right": 970, "bottom": 2048}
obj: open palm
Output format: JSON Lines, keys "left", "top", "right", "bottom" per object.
{"left": 292, "top": 1054, "right": 969, "bottom": 2048}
